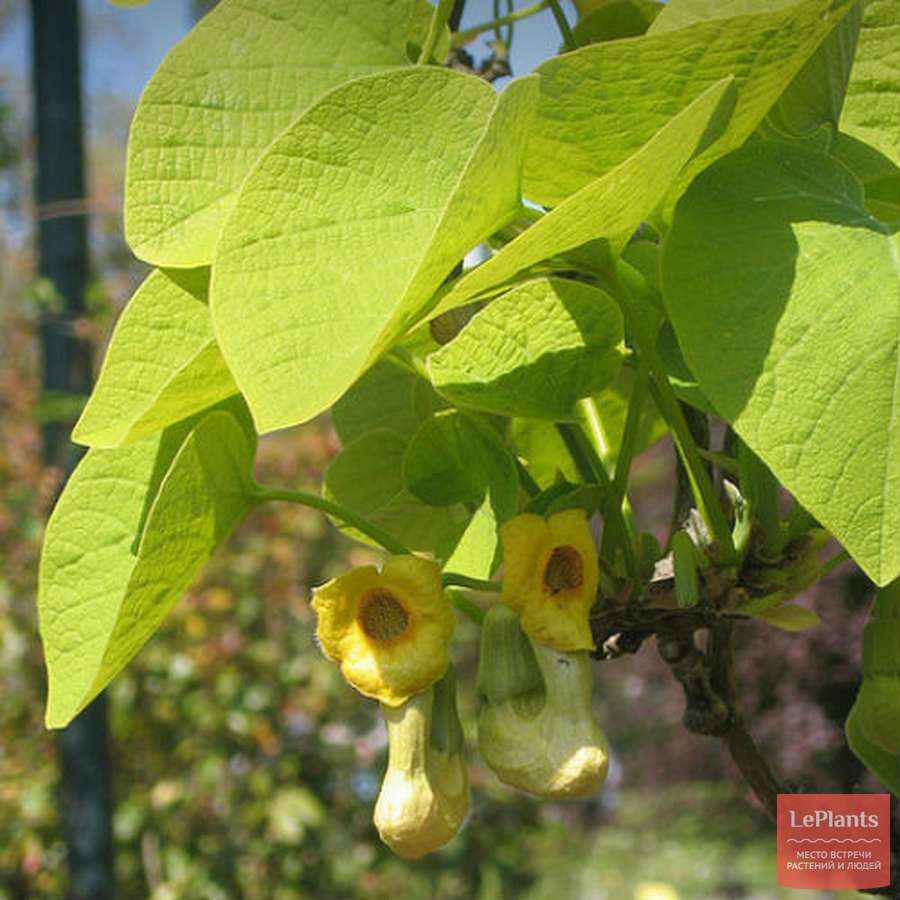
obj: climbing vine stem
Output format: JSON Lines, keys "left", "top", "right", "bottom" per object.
{"left": 556, "top": 422, "right": 640, "bottom": 583}
{"left": 452, "top": 0, "right": 549, "bottom": 47}
{"left": 606, "top": 258, "right": 737, "bottom": 566}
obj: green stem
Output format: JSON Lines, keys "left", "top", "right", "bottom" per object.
{"left": 817, "top": 548, "right": 850, "bottom": 581}
{"left": 441, "top": 572, "right": 501, "bottom": 593}
{"left": 578, "top": 395, "right": 612, "bottom": 468}
{"left": 547, "top": 0, "right": 576, "bottom": 50}
{"left": 452, "top": 0, "right": 549, "bottom": 46}
{"left": 613, "top": 359, "right": 649, "bottom": 501}
{"left": 556, "top": 422, "right": 599, "bottom": 487}
{"left": 514, "top": 456, "right": 541, "bottom": 498}
{"left": 253, "top": 486, "right": 411, "bottom": 555}
{"left": 503, "top": 0, "right": 516, "bottom": 46}
{"left": 698, "top": 447, "right": 739, "bottom": 476}
{"left": 608, "top": 259, "right": 737, "bottom": 566}
{"left": 556, "top": 422, "right": 639, "bottom": 582}
{"left": 578, "top": 396, "right": 638, "bottom": 541}
{"left": 492, "top": 0, "right": 503, "bottom": 42}
{"left": 448, "top": 0, "right": 467, "bottom": 31}
{"left": 418, "top": 0, "right": 455, "bottom": 64}
{"left": 445, "top": 588, "right": 487, "bottom": 625}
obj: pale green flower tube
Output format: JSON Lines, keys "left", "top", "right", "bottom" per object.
{"left": 374, "top": 667, "right": 469, "bottom": 858}
{"left": 477, "top": 605, "right": 608, "bottom": 798}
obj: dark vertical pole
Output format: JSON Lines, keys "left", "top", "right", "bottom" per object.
{"left": 31, "top": 0, "right": 92, "bottom": 466}
{"left": 30, "top": 4, "right": 115, "bottom": 899}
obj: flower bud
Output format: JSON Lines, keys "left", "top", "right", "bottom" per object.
{"left": 477, "top": 605, "right": 608, "bottom": 799}
{"left": 374, "top": 668, "right": 469, "bottom": 858}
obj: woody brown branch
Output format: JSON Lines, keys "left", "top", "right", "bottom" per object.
{"left": 590, "top": 577, "right": 784, "bottom": 819}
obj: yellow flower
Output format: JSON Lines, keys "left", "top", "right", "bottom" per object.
{"left": 375, "top": 669, "right": 469, "bottom": 858}
{"left": 499, "top": 509, "right": 599, "bottom": 651}
{"left": 311, "top": 555, "right": 454, "bottom": 707}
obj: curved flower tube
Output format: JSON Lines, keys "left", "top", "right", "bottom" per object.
{"left": 477, "top": 605, "right": 608, "bottom": 799}
{"left": 500, "top": 509, "right": 599, "bottom": 651}
{"left": 311, "top": 555, "right": 454, "bottom": 707}
{"left": 375, "top": 668, "right": 470, "bottom": 858}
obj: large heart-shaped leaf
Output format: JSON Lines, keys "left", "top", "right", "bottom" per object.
{"left": 403, "top": 411, "right": 518, "bottom": 517}
{"left": 124, "top": 0, "right": 416, "bottom": 267}
{"left": 431, "top": 77, "right": 734, "bottom": 316}
{"left": 650, "top": 0, "right": 861, "bottom": 139}
{"left": 523, "top": 0, "right": 857, "bottom": 207}
{"left": 73, "top": 268, "right": 237, "bottom": 447}
{"left": 572, "top": 0, "right": 662, "bottom": 45}
{"left": 324, "top": 428, "right": 468, "bottom": 555}
{"left": 331, "top": 358, "right": 442, "bottom": 444}
{"left": 40, "top": 406, "right": 257, "bottom": 727}
{"left": 428, "top": 278, "right": 623, "bottom": 420}
{"left": 212, "top": 67, "right": 538, "bottom": 433}
{"left": 841, "top": 0, "right": 900, "bottom": 166}
{"left": 649, "top": 0, "right": 796, "bottom": 31}
{"left": 403, "top": 411, "right": 519, "bottom": 578}
{"left": 831, "top": 132, "right": 900, "bottom": 225}
{"left": 662, "top": 140, "right": 900, "bottom": 585}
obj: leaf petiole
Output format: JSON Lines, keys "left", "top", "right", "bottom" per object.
{"left": 556, "top": 422, "right": 640, "bottom": 583}
{"left": 417, "top": 0, "right": 455, "bottom": 64}
{"left": 256, "top": 485, "right": 500, "bottom": 624}
{"left": 547, "top": 0, "right": 576, "bottom": 51}
{"left": 445, "top": 588, "right": 489, "bottom": 625}
{"left": 816, "top": 548, "right": 850, "bottom": 582}
{"left": 607, "top": 259, "right": 737, "bottom": 566}
{"left": 253, "top": 485, "right": 411, "bottom": 555}
{"left": 452, "top": 0, "right": 549, "bottom": 47}
{"left": 441, "top": 572, "right": 501, "bottom": 593}
{"left": 612, "top": 359, "right": 649, "bottom": 502}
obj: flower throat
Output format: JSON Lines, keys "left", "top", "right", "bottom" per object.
{"left": 360, "top": 589, "right": 410, "bottom": 641}
{"left": 543, "top": 546, "right": 583, "bottom": 594}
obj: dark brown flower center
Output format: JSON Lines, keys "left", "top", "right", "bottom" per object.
{"left": 542, "top": 545, "right": 583, "bottom": 595}
{"left": 358, "top": 589, "right": 410, "bottom": 641}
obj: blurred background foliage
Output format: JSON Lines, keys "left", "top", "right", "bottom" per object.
{"left": 0, "top": 1, "right": 885, "bottom": 898}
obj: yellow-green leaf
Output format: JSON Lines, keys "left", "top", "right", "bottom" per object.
{"left": 124, "top": 0, "right": 416, "bottom": 266}
{"left": 428, "top": 278, "right": 623, "bottom": 420}
{"left": 73, "top": 268, "right": 237, "bottom": 448}
{"left": 431, "top": 77, "right": 734, "bottom": 317}
{"left": 662, "top": 140, "right": 900, "bottom": 585}
{"left": 841, "top": 0, "right": 900, "bottom": 166}
{"left": 212, "top": 68, "right": 537, "bottom": 433}
{"left": 40, "top": 407, "right": 257, "bottom": 728}
{"left": 524, "top": 0, "right": 857, "bottom": 207}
